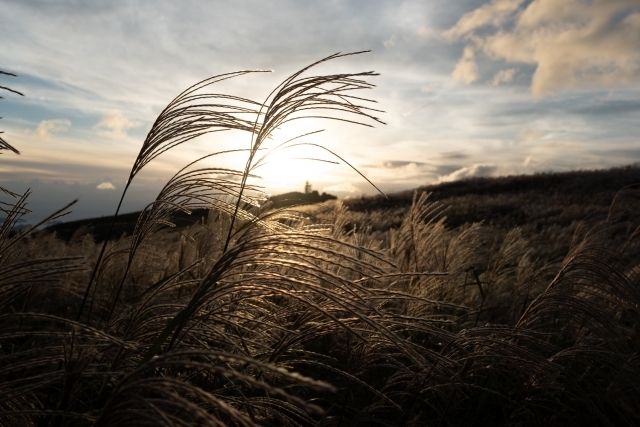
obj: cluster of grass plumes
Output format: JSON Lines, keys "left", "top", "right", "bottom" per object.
{"left": 2, "top": 55, "right": 640, "bottom": 426}
{"left": 342, "top": 165, "right": 640, "bottom": 261}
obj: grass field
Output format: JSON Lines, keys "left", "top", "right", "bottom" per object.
{"left": 1, "top": 55, "right": 640, "bottom": 426}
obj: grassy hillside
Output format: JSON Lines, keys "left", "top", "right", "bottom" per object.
{"left": 341, "top": 165, "right": 640, "bottom": 260}
{"left": 43, "top": 208, "right": 210, "bottom": 243}
{"left": 43, "top": 190, "right": 338, "bottom": 242}
{"left": 45, "top": 165, "right": 640, "bottom": 248}
{"left": 346, "top": 165, "right": 640, "bottom": 229}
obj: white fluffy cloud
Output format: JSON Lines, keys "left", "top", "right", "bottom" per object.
{"left": 452, "top": 45, "right": 478, "bottom": 84}
{"left": 322, "top": 182, "right": 360, "bottom": 194}
{"left": 442, "top": 0, "right": 523, "bottom": 41}
{"left": 445, "top": 0, "right": 640, "bottom": 96}
{"left": 94, "top": 110, "right": 141, "bottom": 139}
{"left": 490, "top": 68, "right": 517, "bottom": 86}
{"left": 34, "top": 119, "right": 70, "bottom": 139}
{"left": 96, "top": 182, "right": 116, "bottom": 190}
{"left": 438, "top": 164, "right": 497, "bottom": 183}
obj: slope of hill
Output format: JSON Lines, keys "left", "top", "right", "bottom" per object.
{"left": 43, "top": 208, "right": 209, "bottom": 243}
{"left": 269, "top": 190, "right": 336, "bottom": 208}
{"left": 44, "top": 192, "right": 337, "bottom": 242}
{"left": 44, "top": 165, "right": 640, "bottom": 247}
{"left": 346, "top": 165, "right": 640, "bottom": 229}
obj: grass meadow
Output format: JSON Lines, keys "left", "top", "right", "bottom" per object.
{"left": 1, "top": 53, "right": 640, "bottom": 426}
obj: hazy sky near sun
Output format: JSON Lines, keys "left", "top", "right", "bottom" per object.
{"left": 1, "top": 0, "right": 640, "bottom": 222}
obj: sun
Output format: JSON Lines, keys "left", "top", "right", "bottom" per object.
{"left": 251, "top": 140, "right": 338, "bottom": 194}
{"left": 248, "top": 121, "right": 342, "bottom": 194}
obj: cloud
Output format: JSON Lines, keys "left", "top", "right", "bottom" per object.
{"left": 34, "top": 119, "right": 71, "bottom": 139}
{"left": 96, "top": 182, "right": 116, "bottom": 190}
{"left": 439, "top": 151, "right": 470, "bottom": 160}
{"left": 434, "top": 164, "right": 464, "bottom": 176}
{"left": 517, "top": 128, "right": 545, "bottom": 141}
{"left": 416, "top": 26, "right": 437, "bottom": 39}
{"left": 420, "top": 83, "right": 440, "bottom": 93}
{"left": 539, "top": 141, "right": 579, "bottom": 151}
{"left": 94, "top": 110, "right": 141, "bottom": 139}
{"left": 576, "top": 99, "right": 640, "bottom": 116}
{"left": 442, "top": 0, "right": 524, "bottom": 41}
{"left": 491, "top": 68, "right": 517, "bottom": 85}
{"left": 437, "top": 164, "right": 498, "bottom": 182}
{"left": 444, "top": 0, "right": 640, "bottom": 96}
{"left": 381, "top": 160, "right": 425, "bottom": 168}
{"left": 322, "top": 182, "right": 360, "bottom": 194}
{"left": 383, "top": 34, "right": 397, "bottom": 47}
{"left": 452, "top": 46, "right": 478, "bottom": 84}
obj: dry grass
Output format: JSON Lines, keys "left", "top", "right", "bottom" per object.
{"left": 1, "top": 56, "right": 640, "bottom": 426}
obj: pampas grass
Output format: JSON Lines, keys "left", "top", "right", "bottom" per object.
{"left": 1, "top": 54, "right": 640, "bottom": 426}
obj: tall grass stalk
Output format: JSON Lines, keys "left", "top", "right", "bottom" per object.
{"left": 76, "top": 70, "right": 270, "bottom": 322}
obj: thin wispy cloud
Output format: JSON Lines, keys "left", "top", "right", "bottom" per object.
{"left": 420, "top": 83, "right": 439, "bottom": 93}
{"left": 517, "top": 128, "right": 545, "bottom": 141}
{"left": 381, "top": 160, "right": 426, "bottom": 169}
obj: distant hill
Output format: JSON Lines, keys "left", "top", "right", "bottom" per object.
{"left": 43, "top": 208, "right": 210, "bottom": 243}
{"left": 43, "top": 165, "right": 640, "bottom": 247}
{"left": 44, "top": 190, "right": 337, "bottom": 242}
{"left": 345, "top": 165, "right": 640, "bottom": 227}
{"left": 268, "top": 190, "right": 337, "bottom": 208}
{"left": 343, "top": 165, "right": 640, "bottom": 260}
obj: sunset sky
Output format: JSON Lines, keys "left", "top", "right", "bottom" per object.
{"left": 1, "top": 0, "right": 640, "bottom": 222}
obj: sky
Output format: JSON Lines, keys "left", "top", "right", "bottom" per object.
{"left": 1, "top": 0, "right": 639, "bottom": 223}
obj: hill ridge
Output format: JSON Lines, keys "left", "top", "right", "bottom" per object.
{"left": 44, "top": 164, "right": 640, "bottom": 243}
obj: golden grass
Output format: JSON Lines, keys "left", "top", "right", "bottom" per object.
{"left": 1, "top": 56, "right": 640, "bottom": 426}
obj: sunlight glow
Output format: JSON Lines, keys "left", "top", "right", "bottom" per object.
{"left": 250, "top": 123, "right": 341, "bottom": 194}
